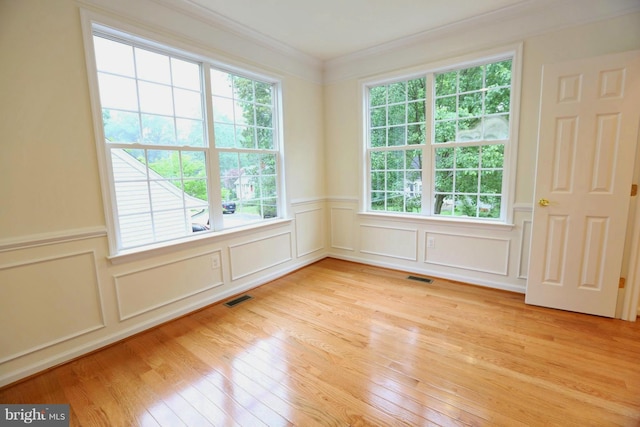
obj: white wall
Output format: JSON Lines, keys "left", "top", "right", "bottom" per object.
{"left": 0, "top": 0, "right": 326, "bottom": 386}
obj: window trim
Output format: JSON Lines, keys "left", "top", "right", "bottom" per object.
{"left": 359, "top": 43, "right": 523, "bottom": 225}
{"left": 80, "top": 10, "right": 287, "bottom": 257}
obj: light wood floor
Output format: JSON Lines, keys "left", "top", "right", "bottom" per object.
{"left": 2, "top": 258, "right": 640, "bottom": 426}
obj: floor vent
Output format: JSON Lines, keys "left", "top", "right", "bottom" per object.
{"left": 407, "top": 275, "right": 434, "bottom": 284}
{"left": 224, "top": 295, "right": 253, "bottom": 307}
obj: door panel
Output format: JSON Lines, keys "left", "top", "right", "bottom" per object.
{"left": 526, "top": 50, "right": 640, "bottom": 317}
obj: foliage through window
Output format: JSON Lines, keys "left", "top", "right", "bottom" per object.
{"left": 366, "top": 57, "right": 514, "bottom": 220}
{"left": 91, "top": 31, "right": 281, "bottom": 252}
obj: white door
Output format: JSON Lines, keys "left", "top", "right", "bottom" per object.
{"left": 526, "top": 50, "right": 640, "bottom": 317}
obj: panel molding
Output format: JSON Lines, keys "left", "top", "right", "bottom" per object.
{"left": 114, "top": 250, "right": 224, "bottom": 321}
{"left": 229, "top": 232, "right": 293, "bottom": 280}
{"left": 360, "top": 224, "right": 418, "bottom": 261}
{"left": 330, "top": 206, "right": 356, "bottom": 251}
{"left": 0, "top": 250, "right": 106, "bottom": 364}
{"left": 424, "top": 232, "right": 510, "bottom": 276}
{"left": 295, "top": 207, "right": 325, "bottom": 258}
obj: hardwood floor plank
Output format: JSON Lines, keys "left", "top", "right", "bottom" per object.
{"left": 2, "top": 258, "right": 640, "bottom": 426}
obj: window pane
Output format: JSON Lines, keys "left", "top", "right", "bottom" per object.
{"left": 387, "top": 150, "right": 403, "bottom": 170}
{"left": 141, "top": 114, "right": 176, "bottom": 145}
{"left": 485, "top": 88, "right": 510, "bottom": 114}
{"left": 135, "top": 48, "right": 171, "bottom": 84}
{"left": 210, "top": 69, "right": 233, "bottom": 97}
{"left": 435, "top": 96, "right": 456, "bottom": 120}
{"left": 370, "top": 85, "right": 387, "bottom": 107}
{"left": 435, "top": 147, "right": 454, "bottom": 169}
{"left": 480, "top": 170, "right": 503, "bottom": 194}
{"left": 456, "top": 146, "right": 479, "bottom": 169}
{"left": 458, "top": 92, "right": 482, "bottom": 117}
{"left": 406, "top": 149, "right": 422, "bottom": 170}
{"left": 174, "top": 88, "right": 202, "bottom": 119}
{"left": 479, "top": 195, "right": 501, "bottom": 218}
{"left": 457, "top": 117, "right": 482, "bottom": 141}
{"left": 212, "top": 96, "right": 235, "bottom": 123}
{"left": 257, "top": 128, "right": 274, "bottom": 149}
{"left": 407, "top": 101, "right": 425, "bottom": 123}
{"left": 486, "top": 60, "right": 512, "bottom": 87}
{"left": 455, "top": 170, "right": 478, "bottom": 193}
{"left": 388, "top": 126, "right": 406, "bottom": 146}
{"left": 236, "top": 126, "right": 256, "bottom": 148}
{"left": 371, "top": 128, "right": 386, "bottom": 148}
{"left": 435, "top": 121, "right": 455, "bottom": 143}
{"left": 407, "top": 78, "right": 426, "bottom": 101}
{"left": 119, "top": 213, "right": 153, "bottom": 247}
{"left": 171, "top": 58, "right": 201, "bottom": 91}
{"left": 481, "top": 144, "right": 504, "bottom": 167}
{"left": 233, "top": 76, "right": 254, "bottom": 102}
{"left": 407, "top": 124, "right": 424, "bottom": 145}
{"left": 388, "top": 104, "right": 406, "bottom": 126}
{"left": 388, "top": 81, "right": 406, "bottom": 103}
{"left": 103, "top": 109, "right": 141, "bottom": 143}
{"left": 114, "top": 180, "right": 150, "bottom": 215}
{"left": 255, "top": 82, "right": 272, "bottom": 105}
{"left": 93, "top": 36, "right": 135, "bottom": 77}
{"left": 435, "top": 170, "right": 453, "bottom": 192}
{"left": 459, "top": 66, "right": 483, "bottom": 92}
{"left": 455, "top": 195, "right": 478, "bottom": 217}
{"left": 147, "top": 150, "right": 180, "bottom": 179}
{"left": 434, "top": 194, "right": 453, "bottom": 215}
{"left": 371, "top": 107, "right": 386, "bottom": 127}
{"left": 435, "top": 71, "right": 456, "bottom": 96}
{"left": 255, "top": 105, "right": 273, "bottom": 128}
{"left": 176, "top": 118, "right": 204, "bottom": 146}
{"left": 138, "top": 81, "right": 173, "bottom": 115}
{"left": 484, "top": 115, "right": 509, "bottom": 140}
{"left": 371, "top": 151, "right": 385, "bottom": 170}
{"left": 371, "top": 172, "right": 384, "bottom": 192}
{"left": 98, "top": 74, "right": 138, "bottom": 111}
{"left": 213, "top": 123, "right": 234, "bottom": 147}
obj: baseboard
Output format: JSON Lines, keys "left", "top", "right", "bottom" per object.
{"left": 328, "top": 253, "right": 527, "bottom": 294}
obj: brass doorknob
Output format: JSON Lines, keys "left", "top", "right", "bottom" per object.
{"left": 538, "top": 198, "right": 550, "bottom": 207}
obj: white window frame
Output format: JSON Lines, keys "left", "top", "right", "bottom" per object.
{"left": 80, "top": 12, "right": 287, "bottom": 257}
{"left": 361, "top": 44, "right": 522, "bottom": 226}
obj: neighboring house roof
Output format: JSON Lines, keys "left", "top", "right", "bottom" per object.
{"left": 111, "top": 148, "right": 207, "bottom": 209}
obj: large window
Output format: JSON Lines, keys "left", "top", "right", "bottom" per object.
{"left": 366, "top": 55, "right": 516, "bottom": 221}
{"left": 90, "top": 29, "right": 282, "bottom": 253}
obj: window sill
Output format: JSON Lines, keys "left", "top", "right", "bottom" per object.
{"left": 108, "top": 218, "right": 293, "bottom": 265}
{"left": 357, "top": 211, "right": 515, "bottom": 231}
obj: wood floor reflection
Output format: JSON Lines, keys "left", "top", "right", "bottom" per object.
{"left": 2, "top": 258, "right": 640, "bottom": 426}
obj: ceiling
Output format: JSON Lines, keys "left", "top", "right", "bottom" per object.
{"left": 180, "top": 0, "right": 530, "bottom": 61}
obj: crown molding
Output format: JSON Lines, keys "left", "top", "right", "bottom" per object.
{"left": 324, "top": 0, "right": 640, "bottom": 83}
{"left": 153, "top": 0, "right": 322, "bottom": 71}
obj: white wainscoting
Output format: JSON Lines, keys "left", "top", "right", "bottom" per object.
{"left": 295, "top": 207, "right": 325, "bottom": 257}
{"left": 424, "top": 232, "right": 510, "bottom": 276}
{"left": 114, "top": 250, "right": 224, "bottom": 321}
{"left": 360, "top": 224, "right": 418, "bottom": 261}
{"left": 0, "top": 250, "right": 105, "bottom": 364}
{"left": 229, "top": 232, "right": 293, "bottom": 280}
{"left": 330, "top": 206, "right": 356, "bottom": 251}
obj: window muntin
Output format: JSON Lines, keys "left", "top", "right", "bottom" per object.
{"left": 91, "top": 32, "right": 281, "bottom": 252}
{"left": 366, "top": 57, "right": 513, "bottom": 221}
{"left": 369, "top": 78, "right": 426, "bottom": 213}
